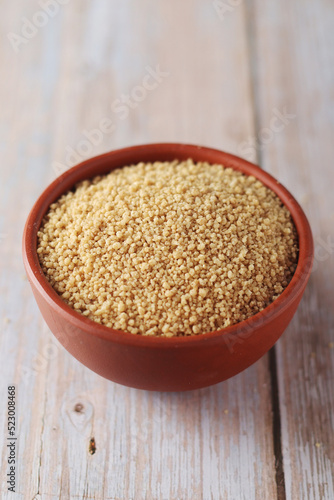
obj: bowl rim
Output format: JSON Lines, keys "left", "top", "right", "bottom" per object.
{"left": 22, "top": 143, "right": 314, "bottom": 347}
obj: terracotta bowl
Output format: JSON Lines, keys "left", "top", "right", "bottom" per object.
{"left": 22, "top": 144, "right": 314, "bottom": 391}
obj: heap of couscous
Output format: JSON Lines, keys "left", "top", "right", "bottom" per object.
{"left": 37, "top": 160, "right": 298, "bottom": 336}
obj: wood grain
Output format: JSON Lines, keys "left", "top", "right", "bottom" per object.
{"left": 0, "top": 0, "right": 332, "bottom": 499}
{"left": 248, "top": 0, "right": 334, "bottom": 498}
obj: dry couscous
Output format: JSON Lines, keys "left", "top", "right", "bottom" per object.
{"left": 37, "top": 160, "right": 298, "bottom": 336}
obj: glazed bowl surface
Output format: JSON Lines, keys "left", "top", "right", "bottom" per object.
{"left": 23, "top": 144, "right": 314, "bottom": 391}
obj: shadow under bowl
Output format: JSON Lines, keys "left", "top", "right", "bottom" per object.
{"left": 22, "top": 143, "right": 314, "bottom": 391}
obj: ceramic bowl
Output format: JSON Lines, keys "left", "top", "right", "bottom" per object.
{"left": 22, "top": 144, "right": 314, "bottom": 391}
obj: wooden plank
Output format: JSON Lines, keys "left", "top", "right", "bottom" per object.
{"left": 248, "top": 0, "right": 334, "bottom": 499}
{"left": 0, "top": 1, "right": 68, "bottom": 498}
{"left": 0, "top": 1, "right": 279, "bottom": 499}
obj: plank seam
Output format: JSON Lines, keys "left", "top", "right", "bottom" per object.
{"left": 269, "top": 348, "right": 286, "bottom": 500}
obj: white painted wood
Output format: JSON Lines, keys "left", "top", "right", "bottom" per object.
{"left": 2, "top": 0, "right": 333, "bottom": 498}
{"left": 249, "top": 1, "right": 334, "bottom": 499}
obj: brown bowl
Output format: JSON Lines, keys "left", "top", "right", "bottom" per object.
{"left": 22, "top": 144, "right": 314, "bottom": 391}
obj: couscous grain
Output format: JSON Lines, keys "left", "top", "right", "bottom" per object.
{"left": 37, "top": 160, "right": 298, "bottom": 336}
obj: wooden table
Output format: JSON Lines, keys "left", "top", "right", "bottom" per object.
{"left": 1, "top": 1, "right": 333, "bottom": 498}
